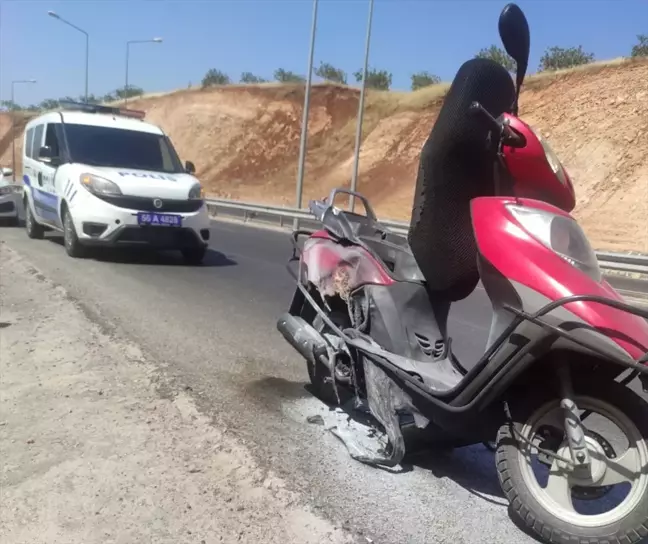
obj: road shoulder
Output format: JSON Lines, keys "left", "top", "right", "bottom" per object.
{"left": 0, "top": 243, "right": 352, "bottom": 544}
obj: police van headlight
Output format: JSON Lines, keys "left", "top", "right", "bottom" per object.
{"left": 80, "top": 173, "right": 122, "bottom": 196}
{"left": 188, "top": 183, "right": 204, "bottom": 200}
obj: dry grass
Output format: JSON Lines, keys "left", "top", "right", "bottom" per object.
{"left": 126, "top": 56, "right": 644, "bottom": 109}
{"left": 8, "top": 56, "right": 644, "bottom": 116}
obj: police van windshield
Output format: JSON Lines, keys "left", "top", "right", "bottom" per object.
{"left": 64, "top": 123, "right": 185, "bottom": 174}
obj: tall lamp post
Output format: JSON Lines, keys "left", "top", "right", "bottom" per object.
{"left": 47, "top": 11, "right": 88, "bottom": 102}
{"left": 11, "top": 79, "right": 37, "bottom": 182}
{"left": 125, "top": 38, "right": 163, "bottom": 105}
{"left": 349, "top": 0, "right": 374, "bottom": 212}
{"left": 293, "top": 0, "right": 319, "bottom": 230}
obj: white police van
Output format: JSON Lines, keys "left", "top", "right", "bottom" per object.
{"left": 21, "top": 101, "right": 210, "bottom": 264}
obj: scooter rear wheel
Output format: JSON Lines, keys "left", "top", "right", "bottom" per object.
{"left": 496, "top": 379, "right": 648, "bottom": 544}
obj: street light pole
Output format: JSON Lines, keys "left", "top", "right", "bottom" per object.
{"left": 11, "top": 80, "right": 37, "bottom": 182}
{"left": 293, "top": 0, "right": 319, "bottom": 230}
{"left": 47, "top": 11, "right": 88, "bottom": 102}
{"left": 124, "top": 38, "right": 163, "bottom": 106}
{"left": 349, "top": 0, "right": 374, "bottom": 212}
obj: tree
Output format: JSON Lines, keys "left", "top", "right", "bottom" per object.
{"left": 39, "top": 98, "right": 60, "bottom": 110}
{"left": 80, "top": 94, "right": 101, "bottom": 104}
{"left": 1, "top": 100, "right": 22, "bottom": 111}
{"left": 410, "top": 71, "right": 441, "bottom": 91}
{"left": 240, "top": 72, "right": 268, "bottom": 84}
{"left": 314, "top": 61, "right": 347, "bottom": 84}
{"left": 115, "top": 86, "right": 145, "bottom": 99}
{"left": 202, "top": 69, "right": 231, "bottom": 88}
{"left": 538, "top": 45, "right": 595, "bottom": 71}
{"left": 631, "top": 34, "right": 648, "bottom": 57}
{"left": 103, "top": 92, "right": 116, "bottom": 103}
{"left": 475, "top": 45, "right": 516, "bottom": 72}
{"left": 273, "top": 68, "right": 305, "bottom": 83}
{"left": 353, "top": 67, "right": 392, "bottom": 90}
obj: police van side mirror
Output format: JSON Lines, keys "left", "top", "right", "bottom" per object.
{"left": 38, "top": 146, "right": 54, "bottom": 163}
{"left": 38, "top": 146, "right": 61, "bottom": 166}
{"left": 185, "top": 160, "right": 196, "bottom": 174}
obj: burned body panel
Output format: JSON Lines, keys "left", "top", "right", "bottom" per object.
{"left": 301, "top": 237, "right": 393, "bottom": 300}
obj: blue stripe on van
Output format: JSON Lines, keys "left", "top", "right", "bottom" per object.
{"left": 33, "top": 188, "right": 59, "bottom": 211}
{"left": 24, "top": 175, "right": 60, "bottom": 225}
{"left": 33, "top": 188, "right": 60, "bottom": 225}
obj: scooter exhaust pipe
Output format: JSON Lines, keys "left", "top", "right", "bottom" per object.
{"left": 277, "top": 312, "right": 329, "bottom": 366}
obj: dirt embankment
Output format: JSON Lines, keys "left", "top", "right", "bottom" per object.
{"left": 2, "top": 59, "right": 647, "bottom": 252}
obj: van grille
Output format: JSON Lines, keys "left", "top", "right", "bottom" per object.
{"left": 95, "top": 194, "right": 203, "bottom": 213}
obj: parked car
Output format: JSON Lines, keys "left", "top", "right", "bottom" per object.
{"left": 0, "top": 167, "right": 23, "bottom": 226}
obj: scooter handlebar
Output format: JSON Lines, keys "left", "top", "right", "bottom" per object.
{"left": 469, "top": 101, "right": 523, "bottom": 147}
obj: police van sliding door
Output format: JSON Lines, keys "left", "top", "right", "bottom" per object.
{"left": 32, "top": 123, "right": 63, "bottom": 227}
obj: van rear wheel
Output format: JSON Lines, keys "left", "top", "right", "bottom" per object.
{"left": 63, "top": 207, "right": 87, "bottom": 258}
{"left": 25, "top": 198, "right": 45, "bottom": 239}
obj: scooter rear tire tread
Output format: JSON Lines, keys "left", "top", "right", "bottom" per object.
{"left": 495, "top": 380, "right": 648, "bottom": 544}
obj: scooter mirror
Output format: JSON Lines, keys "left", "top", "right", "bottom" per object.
{"left": 498, "top": 3, "right": 530, "bottom": 79}
{"left": 498, "top": 3, "right": 530, "bottom": 114}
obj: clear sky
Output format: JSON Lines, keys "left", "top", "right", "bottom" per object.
{"left": 1, "top": 0, "right": 646, "bottom": 106}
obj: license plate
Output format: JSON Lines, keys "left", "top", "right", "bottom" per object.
{"left": 137, "top": 212, "right": 182, "bottom": 227}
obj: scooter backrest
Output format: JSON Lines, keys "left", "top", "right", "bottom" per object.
{"left": 408, "top": 57, "right": 516, "bottom": 301}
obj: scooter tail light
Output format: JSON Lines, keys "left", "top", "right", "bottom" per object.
{"left": 506, "top": 204, "right": 602, "bottom": 282}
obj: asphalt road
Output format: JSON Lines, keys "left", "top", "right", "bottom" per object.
{"left": 1, "top": 220, "right": 646, "bottom": 544}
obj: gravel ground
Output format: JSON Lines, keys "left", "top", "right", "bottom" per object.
{"left": 0, "top": 245, "right": 354, "bottom": 544}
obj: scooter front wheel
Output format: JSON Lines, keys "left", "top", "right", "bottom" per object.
{"left": 496, "top": 379, "right": 648, "bottom": 544}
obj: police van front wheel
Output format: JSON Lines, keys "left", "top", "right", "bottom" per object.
{"left": 63, "top": 208, "right": 87, "bottom": 258}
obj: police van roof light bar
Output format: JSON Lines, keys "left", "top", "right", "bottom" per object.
{"left": 58, "top": 100, "right": 146, "bottom": 120}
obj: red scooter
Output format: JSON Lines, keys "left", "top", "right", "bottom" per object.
{"left": 277, "top": 4, "right": 648, "bottom": 542}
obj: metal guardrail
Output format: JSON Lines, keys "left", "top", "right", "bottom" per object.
{"left": 205, "top": 198, "right": 648, "bottom": 276}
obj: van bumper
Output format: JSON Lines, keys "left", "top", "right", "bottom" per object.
{"left": 79, "top": 223, "right": 210, "bottom": 249}
{"left": 68, "top": 193, "right": 211, "bottom": 249}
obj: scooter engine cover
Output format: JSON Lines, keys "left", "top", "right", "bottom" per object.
{"left": 408, "top": 58, "right": 516, "bottom": 301}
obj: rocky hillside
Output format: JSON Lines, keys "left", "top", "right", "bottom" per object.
{"left": 2, "top": 58, "right": 647, "bottom": 253}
